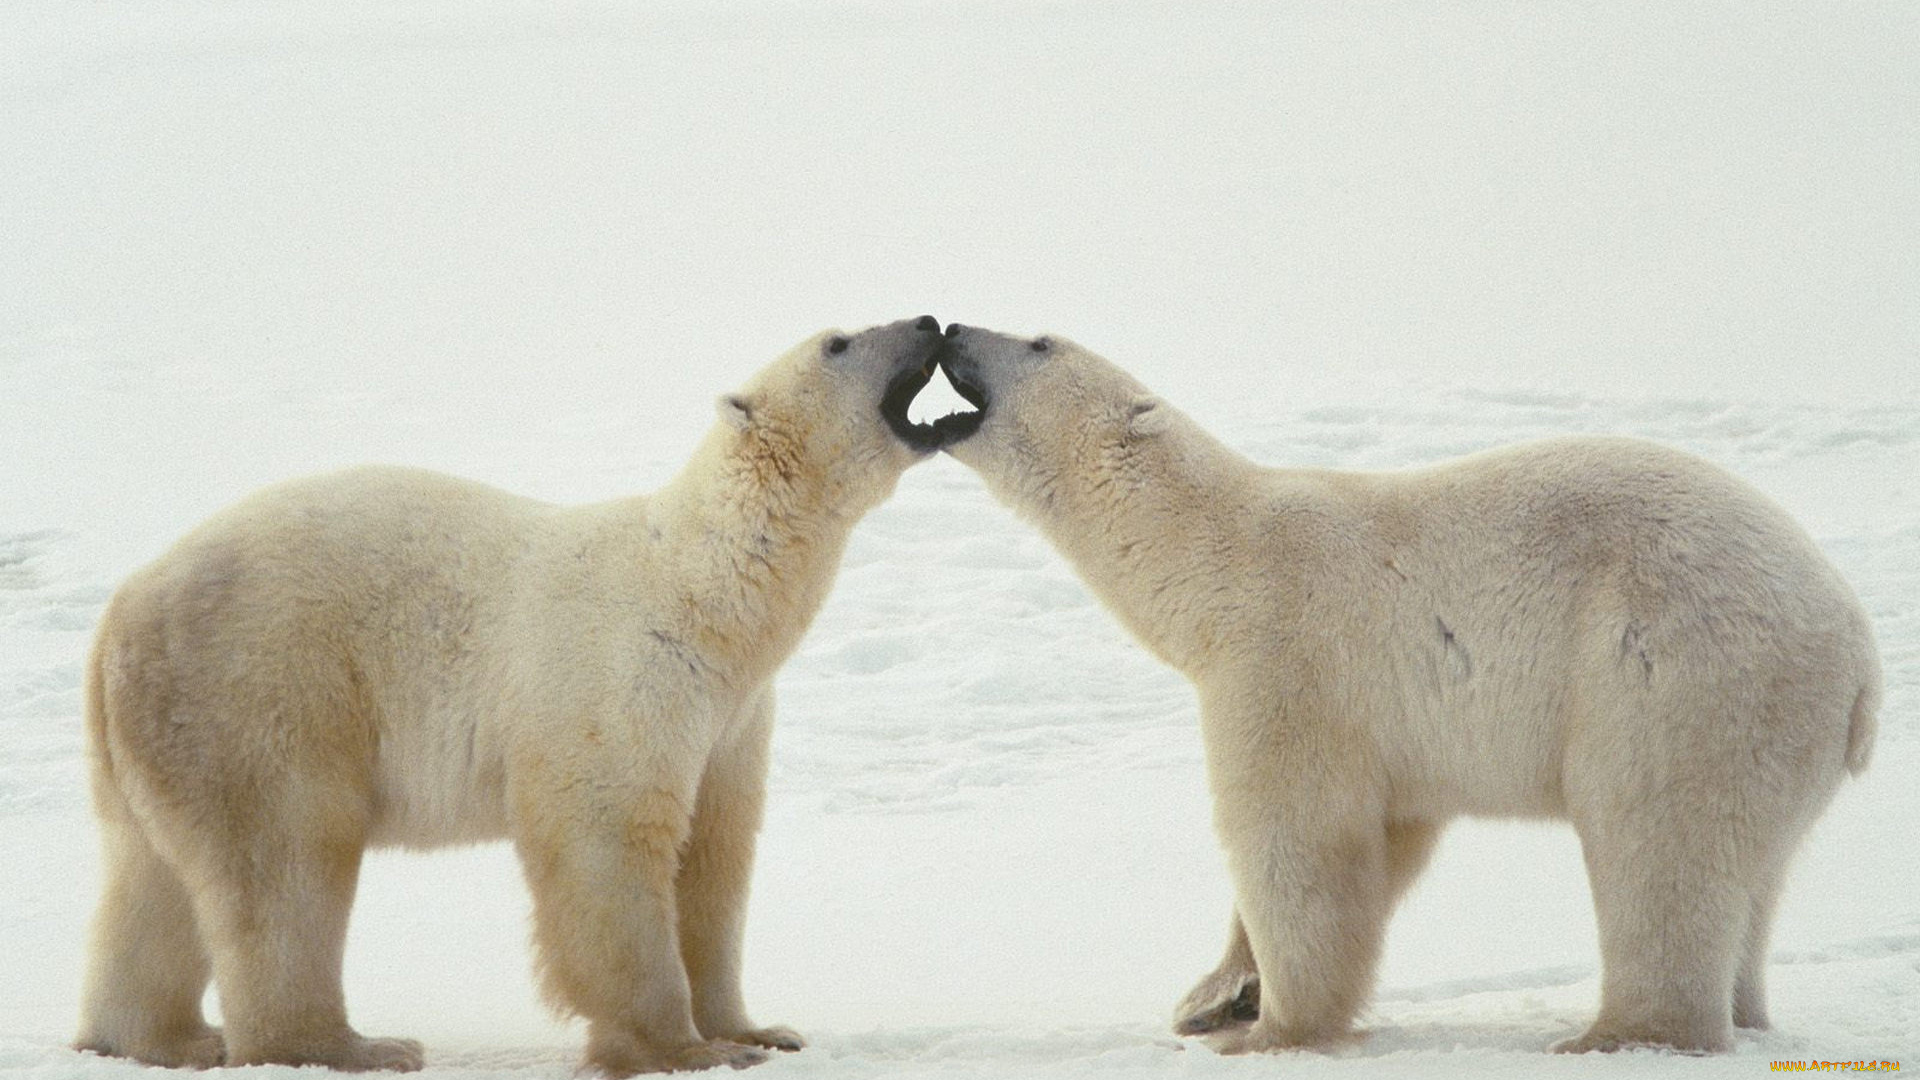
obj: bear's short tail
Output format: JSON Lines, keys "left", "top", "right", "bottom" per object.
{"left": 85, "top": 629, "right": 117, "bottom": 806}
{"left": 83, "top": 615, "right": 138, "bottom": 825}
{"left": 1844, "top": 681, "right": 1879, "bottom": 777}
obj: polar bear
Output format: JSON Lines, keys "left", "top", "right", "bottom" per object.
{"left": 934, "top": 324, "right": 1879, "bottom": 1055}
{"left": 74, "top": 316, "right": 952, "bottom": 1075}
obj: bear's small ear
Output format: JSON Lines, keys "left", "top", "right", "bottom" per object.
{"left": 717, "top": 393, "right": 756, "bottom": 432}
{"left": 1127, "top": 395, "right": 1170, "bottom": 439}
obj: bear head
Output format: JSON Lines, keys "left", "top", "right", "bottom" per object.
{"left": 934, "top": 323, "right": 1176, "bottom": 511}
{"left": 716, "top": 314, "right": 951, "bottom": 515}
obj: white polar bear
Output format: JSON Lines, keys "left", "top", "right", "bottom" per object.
{"left": 934, "top": 324, "right": 1879, "bottom": 1055}
{"left": 74, "top": 316, "right": 952, "bottom": 1075}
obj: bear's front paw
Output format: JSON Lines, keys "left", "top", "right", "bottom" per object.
{"left": 673, "top": 1040, "right": 770, "bottom": 1072}
{"left": 74, "top": 1023, "right": 227, "bottom": 1069}
{"left": 1173, "top": 969, "right": 1260, "bottom": 1035}
{"left": 1203, "top": 1024, "right": 1269, "bottom": 1056}
{"left": 587, "top": 1037, "right": 770, "bottom": 1076}
{"left": 731, "top": 1026, "right": 804, "bottom": 1052}
{"left": 352, "top": 1036, "right": 427, "bottom": 1072}
{"left": 171, "top": 1027, "right": 229, "bottom": 1069}
{"left": 227, "top": 1032, "right": 423, "bottom": 1072}
{"left": 1202, "top": 1020, "right": 1352, "bottom": 1056}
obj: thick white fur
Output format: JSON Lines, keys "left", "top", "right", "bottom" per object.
{"left": 940, "top": 327, "right": 1880, "bottom": 1055}
{"left": 74, "top": 319, "right": 944, "bottom": 1075}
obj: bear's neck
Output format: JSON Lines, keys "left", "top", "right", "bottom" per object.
{"left": 652, "top": 425, "right": 865, "bottom": 687}
{"left": 1023, "top": 417, "right": 1267, "bottom": 677}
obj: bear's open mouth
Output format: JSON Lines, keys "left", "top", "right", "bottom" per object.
{"left": 881, "top": 354, "right": 985, "bottom": 450}
{"left": 932, "top": 367, "right": 987, "bottom": 445}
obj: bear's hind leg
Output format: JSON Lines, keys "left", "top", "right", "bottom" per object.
{"left": 1555, "top": 798, "right": 1750, "bottom": 1054}
{"left": 75, "top": 817, "right": 224, "bottom": 1068}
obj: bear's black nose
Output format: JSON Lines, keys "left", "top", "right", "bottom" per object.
{"left": 944, "top": 322, "right": 963, "bottom": 338}
{"left": 915, "top": 314, "right": 939, "bottom": 333}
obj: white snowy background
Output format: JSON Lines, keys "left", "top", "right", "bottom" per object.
{"left": 3, "top": 2, "right": 1915, "bottom": 1077}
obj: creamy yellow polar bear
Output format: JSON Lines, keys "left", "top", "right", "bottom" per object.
{"left": 935, "top": 324, "right": 1879, "bottom": 1055}
{"left": 75, "top": 316, "right": 952, "bottom": 1075}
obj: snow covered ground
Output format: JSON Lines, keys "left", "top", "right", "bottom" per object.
{"left": 3, "top": 2, "right": 1915, "bottom": 1077}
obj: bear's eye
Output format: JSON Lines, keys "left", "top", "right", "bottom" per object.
{"left": 1030, "top": 337, "right": 1052, "bottom": 354}
{"left": 826, "top": 336, "right": 850, "bottom": 356}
